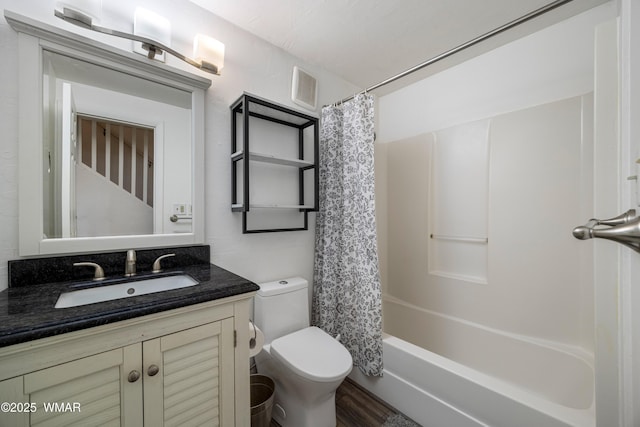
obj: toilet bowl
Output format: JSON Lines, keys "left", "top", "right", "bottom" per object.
{"left": 253, "top": 278, "right": 353, "bottom": 427}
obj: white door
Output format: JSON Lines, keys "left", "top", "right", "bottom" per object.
{"left": 619, "top": 1, "right": 640, "bottom": 426}
{"left": 59, "top": 82, "right": 77, "bottom": 238}
{"left": 590, "top": 19, "right": 622, "bottom": 426}
{"left": 592, "top": 11, "right": 640, "bottom": 426}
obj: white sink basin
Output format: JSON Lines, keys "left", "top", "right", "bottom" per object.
{"left": 55, "top": 274, "right": 199, "bottom": 308}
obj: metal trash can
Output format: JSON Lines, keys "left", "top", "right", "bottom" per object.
{"left": 250, "top": 374, "right": 275, "bottom": 427}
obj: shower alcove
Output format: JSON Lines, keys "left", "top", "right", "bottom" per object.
{"left": 352, "top": 4, "right": 622, "bottom": 427}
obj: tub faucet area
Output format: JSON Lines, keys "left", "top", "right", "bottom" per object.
{"left": 125, "top": 250, "right": 136, "bottom": 277}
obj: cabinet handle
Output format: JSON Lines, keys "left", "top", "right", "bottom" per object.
{"left": 147, "top": 364, "right": 160, "bottom": 377}
{"left": 128, "top": 370, "right": 141, "bottom": 383}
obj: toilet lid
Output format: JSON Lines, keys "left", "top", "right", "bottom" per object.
{"left": 270, "top": 326, "right": 353, "bottom": 383}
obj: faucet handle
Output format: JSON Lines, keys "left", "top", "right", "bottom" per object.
{"left": 73, "top": 262, "right": 105, "bottom": 280}
{"left": 152, "top": 253, "right": 176, "bottom": 273}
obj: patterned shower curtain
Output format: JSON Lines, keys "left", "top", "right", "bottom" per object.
{"left": 312, "top": 93, "right": 383, "bottom": 376}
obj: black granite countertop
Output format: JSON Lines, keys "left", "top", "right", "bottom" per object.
{"left": 0, "top": 246, "right": 258, "bottom": 348}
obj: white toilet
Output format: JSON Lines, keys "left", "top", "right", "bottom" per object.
{"left": 253, "top": 277, "right": 353, "bottom": 427}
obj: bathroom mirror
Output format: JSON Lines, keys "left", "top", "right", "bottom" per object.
{"left": 6, "top": 11, "right": 211, "bottom": 255}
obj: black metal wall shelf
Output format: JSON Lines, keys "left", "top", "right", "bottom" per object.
{"left": 230, "top": 93, "right": 319, "bottom": 233}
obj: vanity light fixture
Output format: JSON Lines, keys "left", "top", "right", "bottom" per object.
{"left": 54, "top": 4, "right": 224, "bottom": 75}
{"left": 193, "top": 34, "right": 225, "bottom": 74}
{"left": 56, "top": 0, "right": 102, "bottom": 26}
{"left": 133, "top": 7, "right": 171, "bottom": 63}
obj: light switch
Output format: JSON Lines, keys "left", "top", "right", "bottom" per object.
{"left": 173, "top": 204, "right": 186, "bottom": 214}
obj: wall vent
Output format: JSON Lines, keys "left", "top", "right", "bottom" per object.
{"left": 291, "top": 66, "right": 317, "bottom": 111}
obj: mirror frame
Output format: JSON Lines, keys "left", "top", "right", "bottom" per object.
{"left": 5, "top": 10, "right": 211, "bottom": 256}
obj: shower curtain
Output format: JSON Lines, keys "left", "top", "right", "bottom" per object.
{"left": 312, "top": 93, "right": 383, "bottom": 376}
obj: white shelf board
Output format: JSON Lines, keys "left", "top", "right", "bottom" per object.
{"left": 232, "top": 203, "right": 314, "bottom": 210}
{"left": 231, "top": 150, "right": 314, "bottom": 168}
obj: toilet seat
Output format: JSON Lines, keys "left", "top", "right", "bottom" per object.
{"left": 270, "top": 326, "right": 353, "bottom": 383}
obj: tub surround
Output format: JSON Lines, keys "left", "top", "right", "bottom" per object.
{"left": 0, "top": 245, "right": 259, "bottom": 347}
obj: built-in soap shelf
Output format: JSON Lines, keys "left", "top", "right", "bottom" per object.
{"left": 430, "top": 234, "right": 488, "bottom": 243}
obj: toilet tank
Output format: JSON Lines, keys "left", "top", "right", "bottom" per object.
{"left": 254, "top": 277, "right": 310, "bottom": 343}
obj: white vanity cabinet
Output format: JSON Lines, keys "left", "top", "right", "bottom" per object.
{"left": 0, "top": 295, "right": 252, "bottom": 427}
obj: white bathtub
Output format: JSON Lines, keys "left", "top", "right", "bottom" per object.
{"left": 349, "top": 296, "right": 595, "bottom": 427}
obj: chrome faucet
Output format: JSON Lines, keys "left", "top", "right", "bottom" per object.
{"left": 152, "top": 253, "right": 175, "bottom": 273}
{"left": 125, "top": 250, "right": 136, "bottom": 276}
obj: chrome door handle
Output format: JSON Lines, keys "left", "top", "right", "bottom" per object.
{"left": 579, "top": 209, "right": 636, "bottom": 228}
{"left": 573, "top": 209, "right": 640, "bottom": 253}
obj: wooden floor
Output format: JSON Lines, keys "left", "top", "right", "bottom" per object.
{"left": 335, "top": 378, "right": 400, "bottom": 426}
{"left": 270, "top": 378, "right": 412, "bottom": 426}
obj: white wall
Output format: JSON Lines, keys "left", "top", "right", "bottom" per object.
{"left": 376, "top": 3, "right": 616, "bottom": 350}
{"left": 0, "top": 0, "right": 359, "bottom": 289}
{"left": 378, "top": 3, "right": 616, "bottom": 142}
{"left": 76, "top": 164, "right": 153, "bottom": 236}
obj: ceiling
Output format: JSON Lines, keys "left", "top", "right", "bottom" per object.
{"left": 190, "top": 0, "right": 608, "bottom": 95}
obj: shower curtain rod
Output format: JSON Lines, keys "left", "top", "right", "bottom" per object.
{"left": 329, "top": 0, "right": 574, "bottom": 106}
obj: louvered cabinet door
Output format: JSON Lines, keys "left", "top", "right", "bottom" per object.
{"left": 19, "top": 344, "right": 142, "bottom": 427}
{"left": 143, "top": 318, "right": 235, "bottom": 427}
{"left": 0, "top": 376, "right": 28, "bottom": 427}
